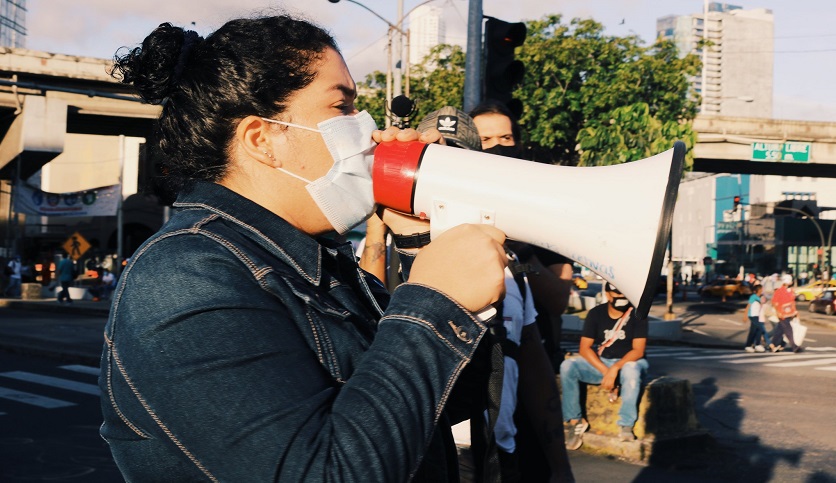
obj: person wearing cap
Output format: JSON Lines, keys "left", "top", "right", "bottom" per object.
{"left": 559, "top": 282, "right": 649, "bottom": 449}
{"left": 470, "top": 101, "right": 575, "bottom": 369}
{"left": 417, "top": 106, "right": 575, "bottom": 483}
{"left": 769, "top": 276, "right": 804, "bottom": 352}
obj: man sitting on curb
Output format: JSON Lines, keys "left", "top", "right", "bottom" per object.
{"left": 560, "top": 282, "right": 649, "bottom": 449}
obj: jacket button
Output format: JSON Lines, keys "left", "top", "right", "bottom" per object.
{"left": 448, "top": 321, "right": 473, "bottom": 343}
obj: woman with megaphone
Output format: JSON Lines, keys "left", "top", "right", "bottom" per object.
{"left": 98, "top": 14, "right": 517, "bottom": 483}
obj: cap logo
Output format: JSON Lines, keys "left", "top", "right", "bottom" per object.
{"left": 437, "top": 115, "right": 458, "bottom": 134}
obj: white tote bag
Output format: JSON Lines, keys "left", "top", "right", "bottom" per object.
{"left": 783, "top": 317, "right": 807, "bottom": 347}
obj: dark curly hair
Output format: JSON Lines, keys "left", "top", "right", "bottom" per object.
{"left": 111, "top": 15, "right": 338, "bottom": 195}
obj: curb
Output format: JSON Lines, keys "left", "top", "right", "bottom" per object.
{"left": 0, "top": 298, "right": 110, "bottom": 317}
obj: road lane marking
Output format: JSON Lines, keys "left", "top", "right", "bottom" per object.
{"left": 765, "top": 358, "right": 836, "bottom": 367}
{"left": 719, "top": 318, "right": 745, "bottom": 326}
{"left": 0, "top": 371, "right": 100, "bottom": 396}
{"left": 59, "top": 365, "right": 101, "bottom": 376}
{"left": 0, "top": 387, "right": 75, "bottom": 408}
{"left": 726, "top": 354, "right": 826, "bottom": 364}
{"left": 815, "top": 366, "right": 836, "bottom": 371}
{"left": 678, "top": 353, "right": 753, "bottom": 360}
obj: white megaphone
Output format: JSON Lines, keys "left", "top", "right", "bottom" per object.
{"left": 373, "top": 140, "right": 685, "bottom": 320}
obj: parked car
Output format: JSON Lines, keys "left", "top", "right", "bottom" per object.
{"left": 699, "top": 278, "right": 753, "bottom": 299}
{"left": 794, "top": 279, "right": 836, "bottom": 301}
{"left": 808, "top": 288, "right": 836, "bottom": 315}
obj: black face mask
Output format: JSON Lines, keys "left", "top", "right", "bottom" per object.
{"left": 609, "top": 297, "right": 631, "bottom": 313}
{"left": 484, "top": 144, "right": 522, "bottom": 159}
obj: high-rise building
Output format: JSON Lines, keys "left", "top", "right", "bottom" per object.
{"left": 657, "top": 2, "right": 773, "bottom": 118}
{"left": 407, "top": 5, "right": 445, "bottom": 67}
{"left": 0, "top": 0, "right": 26, "bottom": 48}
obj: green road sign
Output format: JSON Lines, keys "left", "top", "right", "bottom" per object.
{"left": 751, "top": 141, "right": 810, "bottom": 162}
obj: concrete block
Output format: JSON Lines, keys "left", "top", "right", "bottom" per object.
{"left": 562, "top": 314, "right": 583, "bottom": 332}
{"left": 21, "top": 283, "right": 42, "bottom": 300}
{"left": 647, "top": 316, "right": 682, "bottom": 341}
{"left": 560, "top": 374, "right": 707, "bottom": 462}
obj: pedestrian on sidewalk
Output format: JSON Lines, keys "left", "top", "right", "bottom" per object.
{"left": 4, "top": 255, "right": 21, "bottom": 297}
{"left": 56, "top": 253, "right": 75, "bottom": 304}
{"left": 770, "top": 278, "right": 804, "bottom": 353}
{"left": 743, "top": 284, "right": 767, "bottom": 352}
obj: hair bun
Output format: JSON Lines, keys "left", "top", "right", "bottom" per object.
{"left": 111, "top": 23, "right": 204, "bottom": 105}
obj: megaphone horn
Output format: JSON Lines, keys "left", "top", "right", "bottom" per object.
{"left": 373, "top": 141, "right": 686, "bottom": 320}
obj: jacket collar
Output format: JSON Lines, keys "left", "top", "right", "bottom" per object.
{"left": 173, "top": 181, "right": 327, "bottom": 286}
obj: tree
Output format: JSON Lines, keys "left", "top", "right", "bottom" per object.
{"left": 356, "top": 14, "right": 701, "bottom": 168}
{"left": 516, "top": 15, "right": 701, "bottom": 166}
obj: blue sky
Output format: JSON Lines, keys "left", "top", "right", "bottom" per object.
{"left": 26, "top": 0, "right": 836, "bottom": 122}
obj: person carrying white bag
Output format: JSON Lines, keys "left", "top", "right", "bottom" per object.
{"left": 769, "top": 277, "right": 805, "bottom": 353}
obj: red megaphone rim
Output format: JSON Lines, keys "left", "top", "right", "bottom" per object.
{"left": 373, "top": 140, "right": 428, "bottom": 214}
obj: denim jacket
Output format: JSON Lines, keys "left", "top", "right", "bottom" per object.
{"left": 99, "top": 181, "right": 488, "bottom": 482}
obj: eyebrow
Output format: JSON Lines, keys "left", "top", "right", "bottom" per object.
{"left": 333, "top": 83, "right": 357, "bottom": 101}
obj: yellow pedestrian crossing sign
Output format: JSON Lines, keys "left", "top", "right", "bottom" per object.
{"left": 63, "top": 232, "right": 91, "bottom": 260}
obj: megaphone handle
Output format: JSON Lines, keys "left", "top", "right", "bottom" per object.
{"left": 474, "top": 305, "right": 498, "bottom": 323}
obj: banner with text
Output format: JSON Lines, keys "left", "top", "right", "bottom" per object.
{"left": 14, "top": 182, "right": 120, "bottom": 217}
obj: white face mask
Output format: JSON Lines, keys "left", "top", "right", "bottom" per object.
{"left": 263, "top": 111, "right": 378, "bottom": 234}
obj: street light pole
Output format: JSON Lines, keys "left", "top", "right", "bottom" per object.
{"left": 328, "top": 0, "right": 435, "bottom": 125}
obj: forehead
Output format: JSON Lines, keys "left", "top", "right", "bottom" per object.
{"left": 473, "top": 113, "right": 513, "bottom": 136}
{"left": 306, "top": 48, "right": 356, "bottom": 97}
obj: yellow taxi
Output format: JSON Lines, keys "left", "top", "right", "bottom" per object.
{"left": 699, "top": 278, "right": 753, "bottom": 299}
{"left": 794, "top": 279, "right": 836, "bottom": 301}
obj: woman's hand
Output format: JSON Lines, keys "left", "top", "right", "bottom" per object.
{"left": 408, "top": 224, "right": 507, "bottom": 312}
{"left": 372, "top": 126, "right": 447, "bottom": 145}
{"left": 371, "top": 126, "right": 444, "bottom": 237}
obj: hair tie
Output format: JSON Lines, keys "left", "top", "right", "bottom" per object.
{"left": 172, "top": 30, "right": 200, "bottom": 85}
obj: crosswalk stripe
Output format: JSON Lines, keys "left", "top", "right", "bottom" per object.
{"left": 765, "top": 358, "right": 836, "bottom": 367}
{"left": 59, "top": 365, "right": 101, "bottom": 377}
{"left": 678, "top": 353, "right": 753, "bottom": 360}
{"left": 726, "top": 354, "right": 825, "bottom": 364}
{"left": 647, "top": 351, "right": 698, "bottom": 357}
{"left": 0, "top": 371, "right": 100, "bottom": 396}
{"left": 0, "top": 387, "right": 75, "bottom": 408}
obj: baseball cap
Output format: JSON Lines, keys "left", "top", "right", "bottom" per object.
{"left": 416, "top": 106, "right": 482, "bottom": 151}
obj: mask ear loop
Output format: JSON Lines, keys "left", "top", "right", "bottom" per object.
{"left": 261, "top": 117, "right": 321, "bottom": 133}
{"left": 260, "top": 118, "right": 319, "bottom": 184}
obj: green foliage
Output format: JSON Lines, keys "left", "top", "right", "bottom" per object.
{"left": 355, "top": 14, "right": 701, "bottom": 168}
{"left": 517, "top": 15, "right": 700, "bottom": 166}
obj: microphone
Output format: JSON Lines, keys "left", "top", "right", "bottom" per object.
{"left": 389, "top": 95, "right": 417, "bottom": 128}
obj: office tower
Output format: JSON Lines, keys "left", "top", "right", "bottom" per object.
{"left": 408, "top": 5, "right": 445, "bottom": 67}
{"left": 657, "top": 2, "right": 773, "bottom": 118}
{"left": 0, "top": 0, "right": 26, "bottom": 48}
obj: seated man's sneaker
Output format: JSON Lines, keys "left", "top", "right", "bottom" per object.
{"left": 564, "top": 419, "right": 589, "bottom": 450}
{"left": 619, "top": 425, "right": 636, "bottom": 442}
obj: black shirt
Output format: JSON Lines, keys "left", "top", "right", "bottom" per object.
{"left": 582, "top": 303, "right": 648, "bottom": 359}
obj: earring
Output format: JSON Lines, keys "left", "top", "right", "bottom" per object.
{"left": 262, "top": 150, "right": 273, "bottom": 159}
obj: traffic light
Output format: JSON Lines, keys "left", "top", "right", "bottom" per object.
{"left": 733, "top": 195, "right": 741, "bottom": 211}
{"left": 484, "top": 17, "right": 526, "bottom": 117}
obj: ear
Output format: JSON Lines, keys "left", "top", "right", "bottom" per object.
{"left": 235, "top": 116, "right": 286, "bottom": 168}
